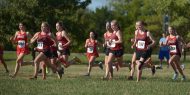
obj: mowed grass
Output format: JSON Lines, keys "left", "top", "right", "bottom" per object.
{"left": 0, "top": 51, "right": 190, "bottom": 95}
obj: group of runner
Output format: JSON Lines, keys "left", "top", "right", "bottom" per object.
{"left": 0, "top": 20, "right": 188, "bottom": 82}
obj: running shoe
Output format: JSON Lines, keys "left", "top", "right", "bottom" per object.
{"left": 57, "top": 67, "right": 64, "bottom": 79}
{"left": 73, "top": 56, "right": 82, "bottom": 63}
{"left": 180, "top": 64, "right": 185, "bottom": 70}
{"left": 29, "top": 76, "right": 37, "bottom": 80}
{"left": 156, "top": 66, "right": 163, "bottom": 69}
{"left": 151, "top": 66, "right": 156, "bottom": 75}
{"left": 98, "top": 62, "right": 103, "bottom": 70}
{"left": 172, "top": 73, "right": 178, "bottom": 80}
{"left": 38, "top": 69, "right": 42, "bottom": 73}
{"left": 9, "top": 74, "right": 15, "bottom": 78}
{"left": 84, "top": 73, "right": 90, "bottom": 76}
{"left": 181, "top": 76, "right": 186, "bottom": 81}
{"left": 127, "top": 76, "right": 133, "bottom": 80}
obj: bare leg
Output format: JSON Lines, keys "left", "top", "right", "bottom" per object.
{"left": 136, "top": 57, "right": 145, "bottom": 82}
{"left": 105, "top": 53, "right": 114, "bottom": 79}
{"left": 0, "top": 54, "right": 9, "bottom": 72}
{"left": 104, "top": 56, "right": 109, "bottom": 77}
{"left": 85, "top": 56, "right": 96, "bottom": 76}
{"left": 129, "top": 52, "right": 136, "bottom": 78}
{"left": 11, "top": 53, "right": 25, "bottom": 78}
{"left": 41, "top": 62, "right": 46, "bottom": 80}
{"left": 173, "top": 56, "right": 185, "bottom": 77}
{"left": 169, "top": 56, "right": 178, "bottom": 73}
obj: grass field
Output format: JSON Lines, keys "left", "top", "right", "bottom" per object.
{"left": 0, "top": 52, "right": 190, "bottom": 95}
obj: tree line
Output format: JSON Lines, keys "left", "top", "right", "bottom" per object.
{"left": 1, "top": 0, "right": 190, "bottom": 53}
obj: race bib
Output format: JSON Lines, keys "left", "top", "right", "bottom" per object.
{"left": 87, "top": 47, "right": 94, "bottom": 53}
{"left": 110, "top": 40, "right": 116, "bottom": 48}
{"left": 58, "top": 42, "right": 63, "bottom": 50}
{"left": 137, "top": 40, "right": 145, "bottom": 49}
{"left": 37, "top": 42, "right": 43, "bottom": 50}
{"left": 170, "top": 45, "right": 177, "bottom": 53}
{"left": 18, "top": 40, "right": 25, "bottom": 48}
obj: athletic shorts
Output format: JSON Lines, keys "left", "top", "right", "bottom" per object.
{"left": 158, "top": 50, "right": 170, "bottom": 60}
{"left": 110, "top": 49, "right": 123, "bottom": 57}
{"left": 16, "top": 48, "right": 30, "bottom": 55}
{"left": 146, "top": 48, "right": 153, "bottom": 58}
{"left": 136, "top": 50, "right": 149, "bottom": 61}
{"left": 104, "top": 48, "right": 110, "bottom": 56}
{"left": 50, "top": 50, "right": 58, "bottom": 58}
{"left": 86, "top": 52, "right": 99, "bottom": 61}
{"left": 57, "top": 48, "right": 70, "bottom": 56}
{"left": 43, "top": 49, "right": 52, "bottom": 58}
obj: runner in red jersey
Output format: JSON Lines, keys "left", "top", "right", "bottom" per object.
{"left": 103, "top": 22, "right": 113, "bottom": 76}
{"left": 84, "top": 31, "right": 100, "bottom": 76}
{"left": 128, "top": 37, "right": 156, "bottom": 80}
{"left": 38, "top": 31, "right": 59, "bottom": 80}
{"left": 30, "top": 22, "right": 63, "bottom": 79}
{"left": 165, "top": 26, "right": 186, "bottom": 81}
{"left": 56, "top": 21, "right": 81, "bottom": 68}
{"left": 0, "top": 43, "right": 9, "bottom": 73}
{"left": 132, "top": 21, "right": 155, "bottom": 82}
{"left": 10, "top": 23, "right": 32, "bottom": 78}
{"left": 103, "top": 20, "right": 123, "bottom": 80}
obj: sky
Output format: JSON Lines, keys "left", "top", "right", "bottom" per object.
{"left": 87, "top": 0, "right": 108, "bottom": 10}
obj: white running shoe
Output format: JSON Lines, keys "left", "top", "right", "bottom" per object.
{"left": 180, "top": 64, "right": 185, "bottom": 70}
{"left": 172, "top": 73, "right": 178, "bottom": 80}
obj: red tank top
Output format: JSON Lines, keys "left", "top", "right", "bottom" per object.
{"left": 36, "top": 32, "right": 54, "bottom": 52}
{"left": 110, "top": 32, "right": 122, "bottom": 50}
{"left": 16, "top": 31, "right": 27, "bottom": 49}
{"left": 167, "top": 36, "right": 180, "bottom": 55}
{"left": 86, "top": 39, "right": 98, "bottom": 54}
{"left": 56, "top": 32, "right": 69, "bottom": 50}
{"left": 136, "top": 30, "right": 149, "bottom": 51}
{"left": 104, "top": 32, "right": 112, "bottom": 48}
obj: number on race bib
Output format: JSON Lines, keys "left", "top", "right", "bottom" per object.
{"left": 170, "top": 45, "right": 177, "bottom": 53}
{"left": 137, "top": 40, "right": 145, "bottom": 49}
{"left": 18, "top": 40, "right": 25, "bottom": 48}
{"left": 87, "top": 47, "right": 94, "bottom": 53}
{"left": 58, "top": 42, "right": 63, "bottom": 50}
{"left": 110, "top": 40, "right": 116, "bottom": 48}
{"left": 37, "top": 42, "right": 43, "bottom": 50}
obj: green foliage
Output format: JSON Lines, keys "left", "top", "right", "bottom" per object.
{"left": 0, "top": 0, "right": 91, "bottom": 51}
{"left": 1, "top": 0, "right": 190, "bottom": 52}
{"left": 109, "top": 0, "right": 190, "bottom": 52}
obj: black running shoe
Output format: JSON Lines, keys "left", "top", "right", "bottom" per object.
{"left": 84, "top": 73, "right": 90, "bottom": 76}
{"left": 151, "top": 66, "right": 156, "bottom": 75}
{"left": 29, "top": 76, "right": 37, "bottom": 80}
{"left": 57, "top": 67, "right": 64, "bottom": 79}
{"left": 98, "top": 62, "right": 103, "bottom": 70}
{"left": 38, "top": 69, "right": 42, "bottom": 73}
{"left": 127, "top": 76, "right": 133, "bottom": 80}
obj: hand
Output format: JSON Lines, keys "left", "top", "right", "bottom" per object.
{"left": 9, "top": 36, "right": 13, "bottom": 42}
{"left": 131, "top": 45, "right": 134, "bottom": 49}
{"left": 34, "top": 47, "right": 37, "bottom": 51}
{"left": 147, "top": 45, "right": 151, "bottom": 50}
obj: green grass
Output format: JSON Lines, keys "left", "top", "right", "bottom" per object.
{"left": 0, "top": 51, "right": 190, "bottom": 95}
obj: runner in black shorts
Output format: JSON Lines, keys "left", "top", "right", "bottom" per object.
{"left": 56, "top": 21, "right": 81, "bottom": 68}
{"left": 132, "top": 21, "right": 155, "bottom": 82}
